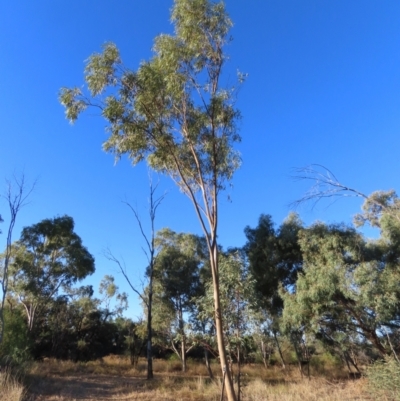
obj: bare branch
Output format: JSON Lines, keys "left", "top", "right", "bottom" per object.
{"left": 290, "top": 164, "right": 368, "bottom": 210}
{"left": 0, "top": 173, "right": 36, "bottom": 344}
{"left": 123, "top": 201, "right": 152, "bottom": 255}
{"left": 111, "top": 176, "right": 166, "bottom": 380}
{"left": 103, "top": 248, "right": 148, "bottom": 308}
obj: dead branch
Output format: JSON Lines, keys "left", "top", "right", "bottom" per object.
{"left": 290, "top": 164, "right": 368, "bottom": 210}
{"left": 0, "top": 173, "right": 36, "bottom": 344}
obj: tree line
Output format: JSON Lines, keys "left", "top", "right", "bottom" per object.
{"left": 1, "top": 187, "right": 399, "bottom": 380}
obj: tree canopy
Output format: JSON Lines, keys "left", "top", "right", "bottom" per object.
{"left": 7, "top": 215, "right": 95, "bottom": 332}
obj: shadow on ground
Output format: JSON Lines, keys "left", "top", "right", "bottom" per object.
{"left": 29, "top": 373, "right": 147, "bottom": 400}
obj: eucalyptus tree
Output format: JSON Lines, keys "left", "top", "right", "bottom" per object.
{"left": 291, "top": 165, "right": 400, "bottom": 359}
{"left": 244, "top": 213, "right": 303, "bottom": 311}
{"left": 293, "top": 164, "right": 400, "bottom": 229}
{"left": 281, "top": 221, "right": 400, "bottom": 359}
{"left": 196, "top": 249, "right": 254, "bottom": 397}
{"left": 153, "top": 228, "right": 204, "bottom": 372}
{"left": 98, "top": 275, "right": 128, "bottom": 323}
{"left": 60, "top": 1, "right": 243, "bottom": 397}
{"left": 7, "top": 215, "right": 95, "bottom": 333}
{"left": 244, "top": 213, "right": 303, "bottom": 368}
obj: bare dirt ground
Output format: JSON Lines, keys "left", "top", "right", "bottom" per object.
{"left": 29, "top": 373, "right": 148, "bottom": 401}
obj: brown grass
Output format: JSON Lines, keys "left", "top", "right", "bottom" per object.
{"left": 0, "top": 367, "right": 26, "bottom": 401}
{"left": 244, "top": 378, "right": 370, "bottom": 401}
{"left": 26, "top": 356, "right": 373, "bottom": 401}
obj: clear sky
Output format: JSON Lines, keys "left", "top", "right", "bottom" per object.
{"left": 1, "top": 0, "right": 400, "bottom": 318}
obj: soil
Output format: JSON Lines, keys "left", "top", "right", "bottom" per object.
{"left": 29, "top": 373, "right": 148, "bottom": 401}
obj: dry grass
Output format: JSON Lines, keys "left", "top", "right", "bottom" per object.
{"left": 0, "top": 367, "right": 26, "bottom": 401}
{"left": 244, "top": 378, "right": 370, "bottom": 401}
{"left": 26, "top": 357, "right": 373, "bottom": 401}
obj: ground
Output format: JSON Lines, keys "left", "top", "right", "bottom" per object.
{"left": 21, "top": 357, "right": 372, "bottom": 401}
{"left": 30, "top": 373, "right": 145, "bottom": 400}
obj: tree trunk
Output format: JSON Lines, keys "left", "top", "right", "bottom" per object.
{"left": 261, "top": 340, "right": 268, "bottom": 368}
{"left": 147, "top": 273, "right": 154, "bottom": 379}
{"left": 210, "top": 243, "right": 237, "bottom": 401}
{"left": 343, "top": 353, "right": 351, "bottom": 373}
{"left": 181, "top": 339, "right": 187, "bottom": 373}
{"left": 291, "top": 334, "right": 304, "bottom": 378}
{"left": 204, "top": 347, "right": 214, "bottom": 380}
{"left": 273, "top": 332, "right": 286, "bottom": 369}
{"left": 178, "top": 305, "right": 187, "bottom": 373}
{"left": 237, "top": 344, "right": 241, "bottom": 401}
{"left": 345, "top": 350, "right": 360, "bottom": 373}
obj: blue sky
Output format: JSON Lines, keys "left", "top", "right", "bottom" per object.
{"left": 1, "top": 0, "right": 400, "bottom": 318}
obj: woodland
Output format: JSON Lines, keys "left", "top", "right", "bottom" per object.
{"left": 1, "top": 0, "right": 400, "bottom": 400}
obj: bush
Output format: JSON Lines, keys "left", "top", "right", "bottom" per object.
{"left": 366, "top": 356, "right": 400, "bottom": 400}
{"left": 167, "top": 352, "right": 180, "bottom": 361}
{"left": 310, "top": 352, "right": 342, "bottom": 374}
{"left": 0, "top": 308, "right": 31, "bottom": 363}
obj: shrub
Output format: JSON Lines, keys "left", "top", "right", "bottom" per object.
{"left": 366, "top": 356, "right": 400, "bottom": 400}
{"left": 0, "top": 308, "right": 31, "bottom": 363}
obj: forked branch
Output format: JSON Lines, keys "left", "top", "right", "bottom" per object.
{"left": 291, "top": 164, "right": 368, "bottom": 209}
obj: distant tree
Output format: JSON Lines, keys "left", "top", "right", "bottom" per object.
{"left": 60, "top": 1, "right": 243, "bottom": 397}
{"left": 153, "top": 228, "right": 204, "bottom": 372}
{"left": 281, "top": 221, "right": 400, "bottom": 359}
{"left": 98, "top": 275, "right": 128, "bottom": 323}
{"left": 42, "top": 285, "right": 95, "bottom": 359}
{"left": 115, "top": 317, "right": 146, "bottom": 367}
{"left": 244, "top": 213, "right": 303, "bottom": 312}
{"left": 195, "top": 249, "right": 254, "bottom": 396}
{"left": 31, "top": 279, "right": 128, "bottom": 361}
{"left": 244, "top": 213, "right": 303, "bottom": 368}
{"left": 290, "top": 164, "right": 400, "bottom": 360}
{"left": 7, "top": 215, "right": 95, "bottom": 332}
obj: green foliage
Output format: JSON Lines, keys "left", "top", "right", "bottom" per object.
{"left": 281, "top": 220, "right": 400, "bottom": 358}
{"left": 309, "top": 350, "right": 342, "bottom": 375}
{"left": 244, "top": 213, "right": 303, "bottom": 314}
{"left": 99, "top": 275, "right": 128, "bottom": 320}
{"left": 150, "top": 229, "right": 206, "bottom": 369}
{"left": 354, "top": 189, "right": 400, "bottom": 229}
{"left": 0, "top": 307, "right": 31, "bottom": 363}
{"left": 154, "top": 229, "right": 204, "bottom": 310}
{"left": 366, "top": 357, "right": 400, "bottom": 400}
{"left": 59, "top": 0, "right": 242, "bottom": 198}
{"left": 195, "top": 250, "right": 255, "bottom": 359}
{"left": 281, "top": 223, "right": 359, "bottom": 332}
{"left": 7, "top": 215, "right": 95, "bottom": 332}
{"left": 32, "top": 287, "right": 133, "bottom": 361}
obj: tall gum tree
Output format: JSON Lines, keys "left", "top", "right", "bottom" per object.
{"left": 60, "top": 1, "right": 243, "bottom": 398}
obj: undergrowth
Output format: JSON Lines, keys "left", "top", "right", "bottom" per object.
{"left": 366, "top": 356, "right": 400, "bottom": 400}
{"left": 0, "top": 366, "right": 26, "bottom": 401}
{"left": 24, "top": 356, "right": 373, "bottom": 400}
